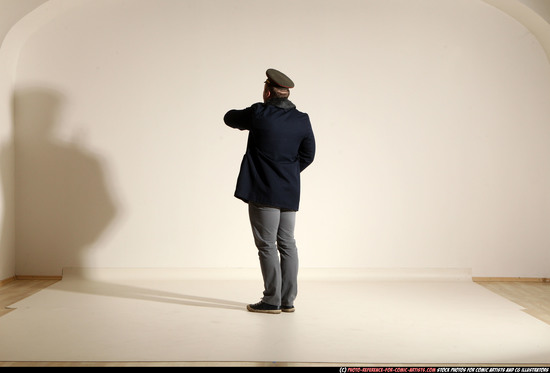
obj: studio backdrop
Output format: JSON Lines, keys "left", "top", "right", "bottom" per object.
{"left": 6, "top": 0, "right": 550, "bottom": 277}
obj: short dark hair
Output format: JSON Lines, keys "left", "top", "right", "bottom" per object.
{"left": 266, "top": 84, "right": 290, "bottom": 99}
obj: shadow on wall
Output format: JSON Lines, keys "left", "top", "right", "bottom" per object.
{"left": 11, "top": 87, "right": 117, "bottom": 274}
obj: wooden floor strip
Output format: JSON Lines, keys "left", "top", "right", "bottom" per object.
{"left": 473, "top": 277, "right": 550, "bottom": 282}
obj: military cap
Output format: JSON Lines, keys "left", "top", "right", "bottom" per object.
{"left": 265, "top": 68, "right": 294, "bottom": 89}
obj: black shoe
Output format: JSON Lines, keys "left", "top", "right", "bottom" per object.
{"left": 247, "top": 301, "right": 281, "bottom": 314}
{"left": 281, "top": 305, "right": 295, "bottom": 313}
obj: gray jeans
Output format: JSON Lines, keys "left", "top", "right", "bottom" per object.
{"left": 248, "top": 203, "right": 299, "bottom": 307}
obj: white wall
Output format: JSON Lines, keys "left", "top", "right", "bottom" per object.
{"left": 0, "top": 0, "right": 49, "bottom": 281}
{"left": 8, "top": 0, "right": 550, "bottom": 277}
{"left": 0, "top": 0, "right": 48, "bottom": 46}
{"left": 0, "top": 40, "right": 15, "bottom": 281}
{"left": 519, "top": 0, "right": 550, "bottom": 24}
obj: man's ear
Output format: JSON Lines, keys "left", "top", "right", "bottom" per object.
{"left": 263, "top": 87, "right": 271, "bottom": 102}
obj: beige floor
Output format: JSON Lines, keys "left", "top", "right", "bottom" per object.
{"left": 1, "top": 269, "right": 549, "bottom": 367}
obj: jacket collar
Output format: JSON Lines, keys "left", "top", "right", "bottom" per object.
{"left": 265, "top": 98, "right": 296, "bottom": 110}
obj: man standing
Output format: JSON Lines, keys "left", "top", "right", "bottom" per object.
{"left": 224, "top": 68, "right": 315, "bottom": 314}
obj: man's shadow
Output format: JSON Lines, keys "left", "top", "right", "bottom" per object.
{"left": 4, "top": 87, "right": 246, "bottom": 312}
{"left": 55, "top": 274, "right": 248, "bottom": 311}
{"left": 9, "top": 87, "right": 117, "bottom": 273}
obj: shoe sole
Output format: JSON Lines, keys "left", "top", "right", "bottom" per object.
{"left": 281, "top": 308, "right": 295, "bottom": 313}
{"left": 246, "top": 304, "right": 281, "bottom": 314}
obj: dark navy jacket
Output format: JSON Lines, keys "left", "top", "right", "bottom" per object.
{"left": 224, "top": 99, "right": 315, "bottom": 211}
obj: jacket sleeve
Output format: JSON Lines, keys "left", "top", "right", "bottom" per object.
{"left": 224, "top": 106, "right": 254, "bottom": 131}
{"left": 299, "top": 123, "right": 316, "bottom": 172}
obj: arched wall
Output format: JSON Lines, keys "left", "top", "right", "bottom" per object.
{"left": 4, "top": 0, "right": 550, "bottom": 277}
{"left": 484, "top": 0, "right": 550, "bottom": 62}
{"left": 0, "top": 0, "right": 48, "bottom": 280}
{"left": 0, "top": 0, "right": 82, "bottom": 280}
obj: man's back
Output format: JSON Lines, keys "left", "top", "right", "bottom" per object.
{"left": 224, "top": 100, "right": 315, "bottom": 211}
